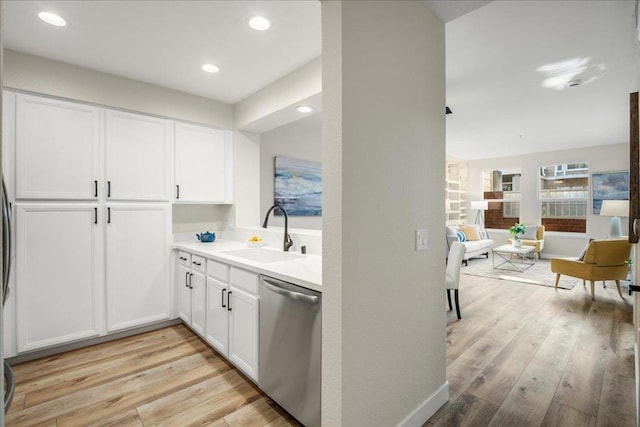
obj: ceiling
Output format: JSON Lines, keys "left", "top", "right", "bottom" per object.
{"left": 446, "top": 0, "right": 640, "bottom": 160}
{"left": 4, "top": 0, "right": 321, "bottom": 105}
{"left": 5, "top": 1, "right": 638, "bottom": 161}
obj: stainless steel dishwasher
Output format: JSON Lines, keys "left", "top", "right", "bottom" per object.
{"left": 259, "top": 275, "right": 321, "bottom": 427}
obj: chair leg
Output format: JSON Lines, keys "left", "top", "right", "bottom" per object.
{"left": 615, "top": 280, "right": 624, "bottom": 298}
{"left": 554, "top": 274, "right": 561, "bottom": 288}
{"left": 447, "top": 289, "right": 452, "bottom": 311}
{"left": 590, "top": 281, "right": 595, "bottom": 300}
{"left": 454, "top": 289, "right": 461, "bottom": 320}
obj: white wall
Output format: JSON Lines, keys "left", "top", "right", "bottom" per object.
{"left": 4, "top": 49, "right": 238, "bottom": 233}
{"left": 4, "top": 50, "right": 233, "bottom": 129}
{"left": 233, "top": 130, "right": 261, "bottom": 227}
{"left": 260, "top": 114, "right": 322, "bottom": 230}
{"left": 466, "top": 142, "right": 629, "bottom": 257}
{"left": 322, "top": 1, "right": 446, "bottom": 425}
{"left": 234, "top": 57, "right": 321, "bottom": 131}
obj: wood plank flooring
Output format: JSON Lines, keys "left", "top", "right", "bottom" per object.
{"left": 5, "top": 325, "right": 300, "bottom": 426}
{"left": 427, "top": 269, "right": 636, "bottom": 427}
{"left": 5, "top": 267, "right": 635, "bottom": 426}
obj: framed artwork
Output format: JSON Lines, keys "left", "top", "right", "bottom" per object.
{"left": 274, "top": 156, "right": 322, "bottom": 216}
{"left": 592, "top": 171, "right": 629, "bottom": 214}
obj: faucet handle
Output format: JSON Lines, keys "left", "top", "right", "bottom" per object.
{"left": 284, "top": 234, "right": 293, "bottom": 252}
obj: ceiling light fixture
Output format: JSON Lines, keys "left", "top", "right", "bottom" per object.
{"left": 296, "top": 105, "right": 313, "bottom": 113}
{"left": 38, "top": 11, "right": 66, "bottom": 27}
{"left": 201, "top": 64, "right": 220, "bottom": 73}
{"left": 249, "top": 16, "right": 271, "bottom": 31}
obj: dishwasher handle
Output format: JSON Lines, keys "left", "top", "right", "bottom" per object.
{"left": 262, "top": 278, "right": 319, "bottom": 305}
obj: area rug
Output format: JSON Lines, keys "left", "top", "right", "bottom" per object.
{"left": 461, "top": 256, "right": 579, "bottom": 290}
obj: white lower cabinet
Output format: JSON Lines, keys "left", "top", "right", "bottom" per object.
{"left": 176, "top": 252, "right": 206, "bottom": 337}
{"left": 16, "top": 204, "right": 103, "bottom": 352}
{"left": 106, "top": 204, "right": 171, "bottom": 332}
{"left": 201, "top": 259, "right": 259, "bottom": 382}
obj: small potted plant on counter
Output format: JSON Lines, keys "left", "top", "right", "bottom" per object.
{"left": 509, "top": 223, "right": 527, "bottom": 248}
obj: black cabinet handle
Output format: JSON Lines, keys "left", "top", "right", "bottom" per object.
{"left": 185, "top": 272, "right": 189, "bottom": 288}
{"left": 189, "top": 273, "right": 193, "bottom": 289}
{"left": 179, "top": 256, "right": 187, "bottom": 261}
{"left": 192, "top": 261, "right": 202, "bottom": 266}
{"left": 94, "top": 180, "right": 98, "bottom": 197}
{"left": 176, "top": 185, "right": 180, "bottom": 199}
{"left": 107, "top": 181, "right": 111, "bottom": 198}
{"left": 107, "top": 207, "right": 111, "bottom": 224}
{"left": 227, "top": 291, "right": 232, "bottom": 311}
{"left": 94, "top": 207, "right": 97, "bottom": 224}
{"left": 222, "top": 288, "right": 226, "bottom": 308}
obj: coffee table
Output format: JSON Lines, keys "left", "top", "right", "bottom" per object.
{"left": 492, "top": 244, "right": 535, "bottom": 272}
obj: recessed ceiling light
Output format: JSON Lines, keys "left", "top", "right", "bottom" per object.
{"left": 249, "top": 16, "right": 271, "bottom": 31}
{"left": 296, "top": 105, "right": 313, "bottom": 113}
{"left": 201, "top": 64, "right": 220, "bottom": 73}
{"left": 38, "top": 11, "right": 66, "bottom": 27}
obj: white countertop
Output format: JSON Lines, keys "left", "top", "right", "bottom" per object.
{"left": 174, "top": 239, "right": 322, "bottom": 293}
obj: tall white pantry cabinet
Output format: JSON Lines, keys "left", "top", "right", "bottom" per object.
{"left": 1, "top": 92, "right": 231, "bottom": 356}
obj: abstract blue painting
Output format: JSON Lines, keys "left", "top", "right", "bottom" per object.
{"left": 592, "top": 171, "right": 629, "bottom": 214}
{"left": 274, "top": 156, "right": 322, "bottom": 216}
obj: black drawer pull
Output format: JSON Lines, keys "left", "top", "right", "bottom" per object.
{"left": 192, "top": 261, "right": 202, "bottom": 266}
{"left": 227, "top": 291, "right": 232, "bottom": 311}
{"left": 222, "top": 288, "right": 226, "bottom": 308}
{"left": 179, "top": 256, "right": 187, "bottom": 261}
{"left": 94, "top": 180, "right": 98, "bottom": 197}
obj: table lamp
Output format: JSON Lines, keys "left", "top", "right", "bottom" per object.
{"left": 599, "top": 199, "right": 629, "bottom": 238}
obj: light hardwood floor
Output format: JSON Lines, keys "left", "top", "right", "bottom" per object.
{"left": 5, "top": 271, "right": 635, "bottom": 426}
{"left": 427, "top": 270, "right": 636, "bottom": 427}
{"left": 5, "top": 325, "right": 300, "bottom": 426}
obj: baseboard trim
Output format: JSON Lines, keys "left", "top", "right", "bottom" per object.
{"left": 397, "top": 381, "right": 449, "bottom": 427}
{"left": 6, "top": 319, "right": 182, "bottom": 365}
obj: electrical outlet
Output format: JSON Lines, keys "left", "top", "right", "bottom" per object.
{"left": 415, "top": 229, "right": 428, "bottom": 251}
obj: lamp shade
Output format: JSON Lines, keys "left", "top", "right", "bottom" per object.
{"left": 470, "top": 200, "right": 489, "bottom": 210}
{"left": 599, "top": 200, "right": 629, "bottom": 217}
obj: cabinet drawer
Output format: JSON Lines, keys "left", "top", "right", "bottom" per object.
{"left": 191, "top": 255, "right": 206, "bottom": 273}
{"left": 207, "top": 259, "right": 228, "bottom": 282}
{"left": 177, "top": 251, "right": 191, "bottom": 267}
{"left": 230, "top": 267, "right": 258, "bottom": 295}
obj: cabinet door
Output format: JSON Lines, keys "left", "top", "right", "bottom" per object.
{"left": 105, "top": 204, "right": 171, "bottom": 332}
{"left": 104, "top": 110, "right": 172, "bottom": 201}
{"left": 174, "top": 123, "right": 228, "bottom": 203}
{"left": 176, "top": 263, "right": 191, "bottom": 324}
{"left": 16, "top": 204, "right": 103, "bottom": 352}
{"left": 16, "top": 95, "right": 100, "bottom": 200}
{"left": 205, "top": 276, "right": 228, "bottom": 355}
{"left": 190, "top": 270, "right": 206, "bottom": 336}
{"left": 228, "top": 286, "right": 259, "bottom": 382}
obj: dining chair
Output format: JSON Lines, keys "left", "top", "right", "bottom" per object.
{"left": 446, "top": 241, "right": 465, "bottom": 319}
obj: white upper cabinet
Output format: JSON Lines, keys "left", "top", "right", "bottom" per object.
{"left": 104, "top": 110, "right": 173, "bottom": 201}
{"left": 174, "top": 122, "right": 233, "bottom": 203}
{"left": 16, "top": 94, "right": 100, "bottom": 200}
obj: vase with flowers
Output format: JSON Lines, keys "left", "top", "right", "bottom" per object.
{"left": 509, "top": 223, "right": 527, "bottom": 248}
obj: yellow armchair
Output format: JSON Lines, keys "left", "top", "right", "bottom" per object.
{"left": 551, "top": 239, "right": 631, "bottom": 300}
{"left": 507, "top": 225, "right": 545, "bottom": 260}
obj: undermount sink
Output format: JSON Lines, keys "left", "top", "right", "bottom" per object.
{"left": 222, "top": 248, "right": 304, "bottom": 263}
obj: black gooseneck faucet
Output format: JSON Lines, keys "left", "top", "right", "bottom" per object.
{"left": 262, "top": 205, "right": 293, "bottom": 252}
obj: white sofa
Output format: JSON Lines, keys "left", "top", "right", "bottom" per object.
{"left": 446, "top": 224, "right": 494, "bottom": 265}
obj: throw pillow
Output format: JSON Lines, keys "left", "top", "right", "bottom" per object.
{"left": 521, "top": 225, "right": 538, "bottom": 240}
{"left": 446, "top": 226, "right": 458, "bottom": 237}
{"left": 456, "top": 230, "right": 467, "bottom": 242}
{"left": 459, "top": 225, "right": 481, "bottom": 241}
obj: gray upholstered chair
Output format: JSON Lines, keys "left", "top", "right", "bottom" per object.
{"left": 446, "top": 241, "right": 465, "bottom": 319}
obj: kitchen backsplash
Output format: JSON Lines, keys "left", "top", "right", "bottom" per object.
{"left": 174, "top": 226, "right": 322, "bottom": 255}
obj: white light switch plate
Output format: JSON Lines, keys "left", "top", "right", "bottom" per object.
{"left": 415, "top": 229, "right": 428, "bottom": 251}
